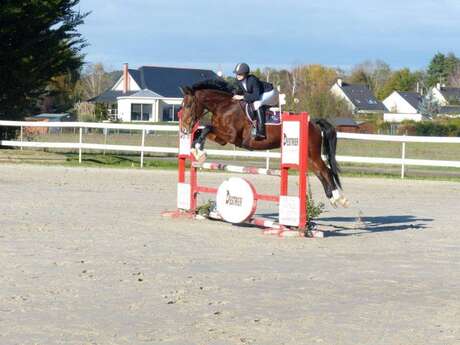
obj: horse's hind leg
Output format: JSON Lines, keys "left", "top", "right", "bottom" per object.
{"left": 311, "top": 159, "right": 338, "bottom": 207}
{"left": 310, "top": 150, "right": 350, "bottom": 208}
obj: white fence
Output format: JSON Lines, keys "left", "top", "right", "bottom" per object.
{"left": 1, "top": 120, "right": 460, "bottom": 178}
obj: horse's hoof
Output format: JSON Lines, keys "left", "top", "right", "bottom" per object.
{"left": 197, "top": 152, "right": 207, "bottom": 164}
{"left": 191, "top": 148, "right": 207, "bottom": 163}
{"left": 338, "top": 196, "right": 350, "bottom": 208}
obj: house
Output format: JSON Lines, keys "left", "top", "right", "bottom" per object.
{"left": 429, "top": 83, "right": 460, "bottom": 106}
{"left": 30, "top": 113, "right": 74, "bottom": 122}
{"left": 382, "top": 91, "right": 424, "bottom": 122}
{"left": 330, "top": 79, "right": 387, "bottom": 114}
{"left": 437, "top": 105, "right": 460, "bottom": 117}
{"left": 23, "top": 113, "right": 74, "bottom": 136}
{"left": 428, "top": 83, "right": 460, "bottom": 117}
{"left": 331, "top": 117, "right": 375, "bottom": 133}
{"left": 331, "top": 117, "right": 359, "bottom": 132}
{"left": 91, "top": 64, "right": 219, "bottom": 122}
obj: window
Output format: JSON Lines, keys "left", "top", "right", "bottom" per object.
{"left": 131, "top": 104, "right": 152, "bottom": 121}
{"left": 162, "top": 104, "right": 180, "bottom": 122}
{"left": 142, "top": 104, "right": 152, "bottom": 120}
{"left": 131, "top": 104, "right": 141, "bottom": 121}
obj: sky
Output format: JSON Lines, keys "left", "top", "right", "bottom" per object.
{"left": 78, "top": 0, "right": 460, "bottom": 74}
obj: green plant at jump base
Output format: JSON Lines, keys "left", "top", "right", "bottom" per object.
{"left": 196, "top": 200, "right": 215, "bottom": 217}
{"left": 307, "top": 184, "right": 325, "bottom": 221}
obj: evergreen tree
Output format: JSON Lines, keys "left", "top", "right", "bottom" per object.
{"left": 0, "top": 0, "right": 89, "bottom": 122}
{"left": 445, "top": 52, "right": 460, "bottom": 76}
{"left": 427, "top": 53, "right": 449, "bottom": 87}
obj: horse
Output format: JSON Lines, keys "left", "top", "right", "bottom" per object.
{"left": 179, "top": 79, "right": 349, "bottom": 207}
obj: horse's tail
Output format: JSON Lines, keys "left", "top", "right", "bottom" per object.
{"left": 314, "top": 118, "right": 342, "bottom": 189}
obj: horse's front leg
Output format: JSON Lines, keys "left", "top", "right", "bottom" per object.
{"left": 191, "top": 126, "right": 213, "bottom": 162}
{"left": 192, "top": 126, "right": 213, "bottom": 151}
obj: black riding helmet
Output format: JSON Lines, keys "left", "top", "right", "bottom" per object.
{"left": 233, "top": 63, "right": 250, "bottom": 76}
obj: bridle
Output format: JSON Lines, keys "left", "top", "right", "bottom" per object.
{"left": 182, "top": 95, "right": 208, "bottom": 133}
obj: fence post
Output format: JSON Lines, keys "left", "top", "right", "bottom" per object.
{"left": 140, "top": 129, "right": 146, "bottom": 168}
{"left": 20, "top": 125, "right": 23, "bottom": 150}
{"left": 401, "top": 141, "right": 406, "bottom": 179}
{"left": 79, "top": 127, "right": 83, "bottom": 164}
{"left": 103, "top": 128, "right": 108, "bottom": 156}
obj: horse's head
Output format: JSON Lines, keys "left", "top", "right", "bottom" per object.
{"left": 179, "top": 86, "right": 206, "bottom": 134}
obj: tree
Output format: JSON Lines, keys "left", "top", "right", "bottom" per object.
{"left": 0, "top": 0, "right": 89, "bottom": 122}
{"left": 348, "top": 60, "right": 393, "bottom": 100}
{"left": 448, "top": 64, "right": 460, "bottom": 88}
{"left": 419, "top": 93, "right": 440, "bottom": 119}
{"left": 379, "top": 68, "right": 418, "bottom": 99}
{"left": 370, "top": 61, "right": 392, "bottom": 99}
{"left": 76, "top": 63, "right": 118, "bottom": 101}
{"left": 290, "top": 65, "right": 350, "bottom": 118}
{"left": 42, "top": 70, "right": 81, "bottom": 113}
{"left": 427, "top": 53, "right": 449, "bottom": 87}
{"left": 349, "top": 67, "right": 372, "bottom": 86}
{"left": 445, "top": 52, "right": 460, "bottom": 77}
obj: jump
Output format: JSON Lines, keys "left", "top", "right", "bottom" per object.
{"left": 179, "top": 71, "right": 349, "bottom": 208}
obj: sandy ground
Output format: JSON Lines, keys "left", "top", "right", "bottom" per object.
{"left": 0, "top": 164, "right": 459, "bottom": 345}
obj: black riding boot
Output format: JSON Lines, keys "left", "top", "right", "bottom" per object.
{"left": 254, "top": 106, "right": 266, "bottom": 140}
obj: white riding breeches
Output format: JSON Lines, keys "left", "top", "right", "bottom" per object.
{"left": 253, "top": 88, "right": 279, "bottom": 110}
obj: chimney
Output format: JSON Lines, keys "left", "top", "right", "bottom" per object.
{"left": 337, "top": 78, "right": 343, "bottom": 87}
{"left": 123, "top": 63, "right": 129, "bottom": 94}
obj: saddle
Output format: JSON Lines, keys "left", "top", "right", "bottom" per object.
{"left": 239, "top": 101, "right": 281, "bottom": 126}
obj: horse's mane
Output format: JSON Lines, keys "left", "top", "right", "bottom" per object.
{"left": 191, "top": 79, "right": 237, "bottom": 95}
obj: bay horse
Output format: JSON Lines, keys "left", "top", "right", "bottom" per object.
{"left": 179, "top": 79, "right": 349, "bottom": 207}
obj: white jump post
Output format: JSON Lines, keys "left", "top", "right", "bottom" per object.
{"left": 163, "top": 110, "right": 317, "bottom": 238}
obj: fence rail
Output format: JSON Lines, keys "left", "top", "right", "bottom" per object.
{"left": 1, "top": 120, "right": 459, "bottom": 177}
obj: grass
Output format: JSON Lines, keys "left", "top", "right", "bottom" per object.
{"left": 3, "top": 130, "right": 460, "bottom": 182}
{"left": 337, "top": 139, "right": 460, "bottom": 161}
{"left": 1, "top": 148, "right": 459, "bottom": 183}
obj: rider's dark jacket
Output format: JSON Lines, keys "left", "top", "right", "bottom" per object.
{"left": 236, "top": 75, "right": 274, "bottom": 103}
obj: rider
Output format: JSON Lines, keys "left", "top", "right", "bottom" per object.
{"left": 232, "top": 63, "right": 279, "bottom": 140}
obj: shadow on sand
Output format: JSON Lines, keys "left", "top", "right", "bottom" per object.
{"left": 232, "top": 213, "right": 433, "bottom": 238}
{"left": 315, "top": 215, "right": 434, "bottom": 237}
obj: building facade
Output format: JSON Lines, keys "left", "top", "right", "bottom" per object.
{"left": 91, "top": 64, "right": 218, "bottom": 122}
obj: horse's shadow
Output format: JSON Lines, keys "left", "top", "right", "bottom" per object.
{"left": 255, "top": 213, "right": 433, "bottom": 237}
{"left": 314, "top": 215, "right": 433, "bottom": 237}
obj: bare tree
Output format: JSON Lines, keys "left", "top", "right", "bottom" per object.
{"left": 79, "top": 63, "right": 113, "bottom": 100}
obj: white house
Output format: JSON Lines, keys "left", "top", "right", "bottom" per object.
{"left": 330, "top": 79, "right": 387, "bottom": 114}
{"left": 91, "top": 64, "right": 218, "bottom": 122}
{"left": 429, "top": 83, "right": 460, "bottom": 106}
{"left": 426, "top": 83, "right": 460, "bottom": 116}
{"left": 382, "top": 91, "right": 424, "bottom": 122}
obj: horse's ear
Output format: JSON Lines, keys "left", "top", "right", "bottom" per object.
{"left": 180, "top": 86, "right": 193, "bottom": 95}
